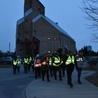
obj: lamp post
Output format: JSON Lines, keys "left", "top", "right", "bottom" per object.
{"left": 9, "top": 42, "right": 10, "bottom": 52}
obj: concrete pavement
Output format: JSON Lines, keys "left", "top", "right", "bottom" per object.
{"left": 0, "top": 65, "right": 33, "bottom": 82}
{"left": 0, "top": 67, "right": 98, "bottom": 98}
{"left": 26, "top": 70, "right": 98, "bottom": 98}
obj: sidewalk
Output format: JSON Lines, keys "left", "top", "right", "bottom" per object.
{"left": 0, "top": 65, "right": 33, "bottom": 81}
{"left": 26, "top": 70, "right": 98, "bottom": 98}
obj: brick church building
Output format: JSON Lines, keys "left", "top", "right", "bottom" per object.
{"left": 16, "top": 0, "right": 76, "bottom": 56}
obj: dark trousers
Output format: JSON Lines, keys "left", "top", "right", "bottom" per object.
{"left": 31, "top": 64, "right": 34, "bottom": 72}
{"left": 49, "top": 66, "right": 53, "bottom": 77}
{"left": 53, "top": 66, "right": 62, "bottom": 80}
{"left": 66, "top": 64, "right": 74, "bottom": 85}
{"left": 17, "top": 66, "right": 20, "bottom": 73}
{"left": 34, "top": 67, "right": 41, "bottom": 79}
{"left": 28, "top": 64, "right": 31, "bottom": 72}
{"left": 61, "top": 64, "right": 66, "bottom": 76}
{"left": 41, "top": 70, "right": 50, "bottom": 81}
{"left": 13, "top": 65, "right": 17, "bottom": 74}
{"left": 77, "top": 68, "right": 82, "bottom": 81}
{"left": 24, "top": 64, "right": 28, "bottom": 73}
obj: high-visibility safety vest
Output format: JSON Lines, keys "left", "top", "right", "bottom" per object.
{"left": 53, "top": 57, "right": 61, "bottom": 66}
{"left": 65, "top": 55, "right": 75, "bottom": 65}
{"left": 32, "top": 57, "right": 34, "bottom": 61}
{"left": 17, "top": 60, "right": 21, "bottom": 64}
{"left": 13, "top": 60, "right": 18, "bottom": 65}
{"left": 27, "top": 57, "right": 32, "bottom": 64}
{"left": 24, "top": 58, "right": 29, "bottom": 64}
{"left": 49, "top": 58, "right": 52, "bottom": 65}
{"left": 16, "top": 59, "right": 21, "bottom": 67}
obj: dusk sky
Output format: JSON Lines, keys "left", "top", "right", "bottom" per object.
{"left": 0, "top": 0, "right": 98, "bottom": 52}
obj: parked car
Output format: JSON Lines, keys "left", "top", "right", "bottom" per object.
{"left": 1, "top": 56, "right": 13, "bottom": 64}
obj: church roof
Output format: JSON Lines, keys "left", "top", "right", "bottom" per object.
{"left": 24, "top": 8, "right": 33, "bottom": 17}
{"left": 17, "top": 8, "right": 33, "bottom": 25}
{"left": 17, "top": 17, "right": 25, "bottom": 25}
{"left": 32, "top": 14, "right": 74, "bottom": 40}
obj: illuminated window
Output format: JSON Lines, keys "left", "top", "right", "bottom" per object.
{"left": 48, "top": 37, "right": 50, "bottom": 40}
{"left": 48, "top": 51, "right": 50, "bottom": 53}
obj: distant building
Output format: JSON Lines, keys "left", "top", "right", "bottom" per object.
{"left": 16, "top": 0, "right": 76, "bottom": 56}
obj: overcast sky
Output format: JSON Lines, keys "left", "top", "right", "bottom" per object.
{"left": 0, "top": 0, "right": 98, "bottom": 52}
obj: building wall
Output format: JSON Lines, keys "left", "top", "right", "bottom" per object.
{"left": 32, "top": 17, "right": 76, "bottom": 54}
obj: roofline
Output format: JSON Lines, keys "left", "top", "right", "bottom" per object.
{"left": 32, "top": 14, "right": 75, "bottom": 41}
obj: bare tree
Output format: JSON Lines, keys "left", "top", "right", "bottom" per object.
{"left": 82, "top": 0, "right": 98, "bottom": 42}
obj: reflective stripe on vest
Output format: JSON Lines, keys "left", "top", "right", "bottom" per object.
{"left": 76, "top": 57, "right": 83, "bottom": 61}
{"left": 13, "top": 60, "right": 17, "bottom": 65}
{"left": 65, "top": 56, "right": 75, "bottom": 65}
{"left": 53, "top": 57, "right": 60, "bottom": 66}
{"left": 17, "top": 60, "right": 21, "bottom": 64}
{"left": 29, "top": 57, "right": 32, "bottom": 63}
{"left": 49, "top": 58, "right": 52, "bottom": 65}
{"left": 24, "top": 58, "right": 28, "bottom": 63}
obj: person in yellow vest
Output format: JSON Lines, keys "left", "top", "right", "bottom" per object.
{"left": 52, "top": 52, "right": 63, "bottom": 81}
{"left": 48, "top": 54, "right": 53, "bottom": 77}
{"left": 23, "top": 56, "right": 29, "bottom": 73}
{"left": 17, "top": 57, "right": 21, "bottom": 73}
{"left": 12, "top": 57, "right": 18, "bottom": 74}
{"left": 28, "top": 56, "right": 32, "bottom": 72}
{"left": 65, "top": 50, "right": 76, "bottom": 88}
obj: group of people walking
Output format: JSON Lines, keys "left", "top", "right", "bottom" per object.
{"left": 12, "top": 50, "right": 86, "bottom": 88}
{"left": 33, "top": 50, "right": 86, "bottom": 88}
{"left": 34, "top": 52, "right": 64, "bottom": 82}
{"left": 12, "top": 55, "right": 34, "bottom": 74}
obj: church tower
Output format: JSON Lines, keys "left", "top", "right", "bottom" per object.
{"left": 16, "top": 0, "right": 45, "bottom": 56}
{"left": 24, "top": 0, "right": 45, "bottom": 16}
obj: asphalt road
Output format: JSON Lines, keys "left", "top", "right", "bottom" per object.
{"left": 0, "top": 66, "right": 34, "bottom": 98}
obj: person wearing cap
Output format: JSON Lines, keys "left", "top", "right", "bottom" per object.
{"left": 65, "top": 50, "right": 75, "bottom": 88}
